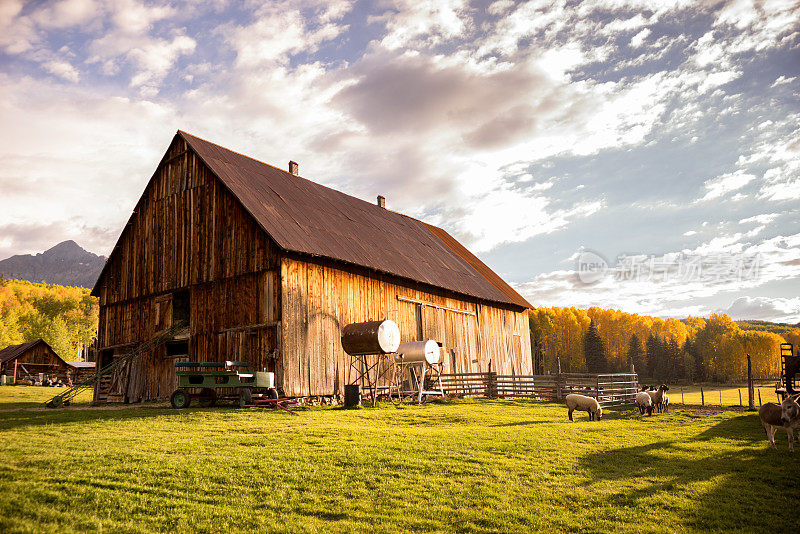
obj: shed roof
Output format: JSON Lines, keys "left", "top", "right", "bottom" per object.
{"left": 65, "top": 361, "right": 96, "bottom": 369}
{"left": 0, "top": 339, "right": 68, "bottom": 366}
{"left": 177, "top": 131, "right": 532, "bottom": 309}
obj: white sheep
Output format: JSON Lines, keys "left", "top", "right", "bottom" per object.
{"left": 565, "top": 393, "right": 603, "bottom": 421}
{"left": 650, "top": 384, "right": 669, "bottom": 413}
{"left": 635, "top": 391, "right": 654, "bottom": 415}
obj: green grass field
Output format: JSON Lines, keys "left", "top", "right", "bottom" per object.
{"left": 670, "top": 384, "right": 782, "bottom": 407}
{"left": 0, "top": 385, "right": 94, "bottom": 410}
{"left": 1, "top": 387, "right": 798, "bottom": 533}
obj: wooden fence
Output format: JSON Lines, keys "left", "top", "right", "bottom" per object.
{"left": 439, "top": 372, "right": 639, "bottom": 408}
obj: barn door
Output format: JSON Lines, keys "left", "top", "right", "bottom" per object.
{"left": 154, "top": 294, "right": 172, "bottom": 332}
{"left": 414, "top": 304, "right": 424, "bottom": 341}
{"left": 422, "top": 306, "right": 445, "bottom": 343}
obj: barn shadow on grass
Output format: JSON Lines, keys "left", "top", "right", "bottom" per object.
{"left": 577, "top": 413, "right": 799, "bottom": 529}
{"left": 0, "top": 404, "right": 287, "bottom": 432}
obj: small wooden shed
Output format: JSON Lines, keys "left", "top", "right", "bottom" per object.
{"left": 92, "top": 131, "right": 533, "bottom": 402}
{"left": 0, "top": 339, "right": 92, "bottom": 384}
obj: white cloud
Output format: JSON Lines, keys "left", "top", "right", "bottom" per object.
{"left": 226, "top": 4, "right": 349, "bottom": 68}
{"left": 32, "top": 0, "right": 101, "bottom": 29}
{"left": 726, "top": 296, "right": 800, "bottom": 323}
{"left": 378, "top": 0, "right": 468, "bottom": 50}
{"left": 110, "top": 0, "right": 175, "bottom": 34}
{"left": 771, "top": 75, "right": 796, "bottom": 87}
{"left": 697, "top": 170, "right": 756, "bottom": 201}
{"left": 43, "top": 60, "right": 81, "bottom": 82}
{"left": 739, "top": 213, "right": 779, "bottom": 225}
{"left": 127, "top": 35, "right": 196, "bottom": 88}
{"left": 520, "top": 232, "right": 800, "bottom": 320}
{"left": 0, "top": 0, "right": 37, "bottom": 54}
{"left": 630, "top": 28, "right": 651, "bottom": 47}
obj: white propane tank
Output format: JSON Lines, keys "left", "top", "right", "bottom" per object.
{"left": 396, "top": 340, "right": 441, "bottom": 365}
{"left": 377, "top": 320, "right": 401, "bottom": 354}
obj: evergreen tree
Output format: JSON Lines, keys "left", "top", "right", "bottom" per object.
{"left": 684, "top": 338, "right": 704, "bottom": 381}
{"left": 645, "top": 334, "right": 660, "bottom": 380}
{"left": 626, "top": 334, "right": 645, "bottom": 374}
{"left": 665, "top": 338, "right": 681, "bottom": 381}
{"left": 584, "top": 319, "right": 608, "bottom": 373}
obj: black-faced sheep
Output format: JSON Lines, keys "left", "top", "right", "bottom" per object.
{"left": 565, "top": 393, "right": 602, "bottom": 421}
{"left": 647, "top": 384, "right": 669, "bottom": 413}
{"left": 635, "top": 391, "right": 654, "bottom": 415}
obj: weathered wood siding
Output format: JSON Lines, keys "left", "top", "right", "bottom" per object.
{"left": 96, "top": 136, "right": 279, "bottom": 307}
{"left": 0, "top": 344, "right": 67, "bottom": 373}
{"left": 98, "top": 271, "right": 280, "bottom": 401}
{"left": 95, "top": 136, "right": 281, "bottom": 401}
{"left": 279, "top": 256, "right": 532, "bottom": 397}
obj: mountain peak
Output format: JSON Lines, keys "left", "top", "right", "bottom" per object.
{"left": 43, "top": 240, "right": 94, "bottom": 261}
{"left": 0, "top": 241, "right": 105, "bottom": 288}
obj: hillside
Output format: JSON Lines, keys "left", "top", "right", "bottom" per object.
{"left": 735, "top": 319, "right": 800, "bottom": 333}
{"left": 0, "top": 241, "right": 105, "bottom": 289}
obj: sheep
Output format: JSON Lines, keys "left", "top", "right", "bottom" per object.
{"left": 565, "top": 393, "right": 603, "bottom": 421}
{"left": 635, "top": 391, "right": 654, "bottom": 415}
{"left": 647, "top": 384, "right": 669, "bottom": 413}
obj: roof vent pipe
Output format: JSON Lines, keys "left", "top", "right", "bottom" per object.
{"left": 289, "top": 161, "right": 299, "bottom": 176}
{"left": 377, "top": 195, "right": 385, "bottom": 208}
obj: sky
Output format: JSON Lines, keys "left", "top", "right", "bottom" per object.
{"left": 0, "top": 0, "right": 798, "bottom": 322}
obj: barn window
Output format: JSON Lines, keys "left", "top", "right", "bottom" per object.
{"left": 166, "top": 341, "right": 189, "bottom": 358}
{"left": 99, "top": 349, "right": 114, "bottom": 370}
{"left": 172, "top": 290, "right": 190, "bottom": 327}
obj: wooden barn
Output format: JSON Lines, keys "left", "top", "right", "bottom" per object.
{"left": 92, "top": 131, "right": 533, "bottom": 402}
{"left": 0, "top": 339, "right": 95, "bottom": 384}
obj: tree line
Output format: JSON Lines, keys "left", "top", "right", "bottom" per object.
{"left": 530, "top": 307, "right": 796, "bottom": 382}
{"left": 0, "top": 277, "right": 98, "bottom": 361}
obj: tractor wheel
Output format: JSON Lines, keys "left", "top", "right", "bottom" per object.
{"left": 265, "top": 388, "right": 279, "bottom": 408}
{"left": 170, "top": 389, "right": 191, "bottom": 409}
{"left": 199, "top": 388, "right": 217, "bottom": 408}
{"left": 239, "top": 388, "right": 253, "bottom": 408}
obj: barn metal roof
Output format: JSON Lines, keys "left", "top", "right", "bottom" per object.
{"left": 0, "top": 338, "right": 74, "bottom": 366}
{"left": 64, "top": 361, "right": 96, "bottom": 369}
{"left": 178, "top": 131, "right": 531, "bottom": 309}
{"left": 0, "top": 340, "right": 43, "bottom": 364}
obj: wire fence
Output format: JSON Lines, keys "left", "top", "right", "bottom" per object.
{"left": 672, "top": 381, "right": 781, "bottom": 408}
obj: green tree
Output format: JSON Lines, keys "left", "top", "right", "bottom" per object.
{"left": 627, "top": 334, "right": 645, "bottom": 375}
{"left": 584, "top": 319, "right": 608, "bottom": 373}
{"left": 645, "top": 334, "right": 661, "bottom": 380}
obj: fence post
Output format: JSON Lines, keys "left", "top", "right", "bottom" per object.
{"left": 486, "top": 361, "right": 492, "bottom": 399}
{"left": 701, "top": 386, "right": 704, "bottom": 406}
{"left": 747, "top": 354, "right": 755, "bottom": 411}
{"left": 719, "top": 389, "right": 722, "bottom": 406}
{"left": 681, "top": 387, "right": 684, "bottom": 405}
{"left": 738, "top": 389, "right": 742, "bottom": 407}
{"left": 758, "top": 389, "right": 762, "bottom": 407}
{"left": 556, "top": 356, "right": 563, "bottom": 400}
